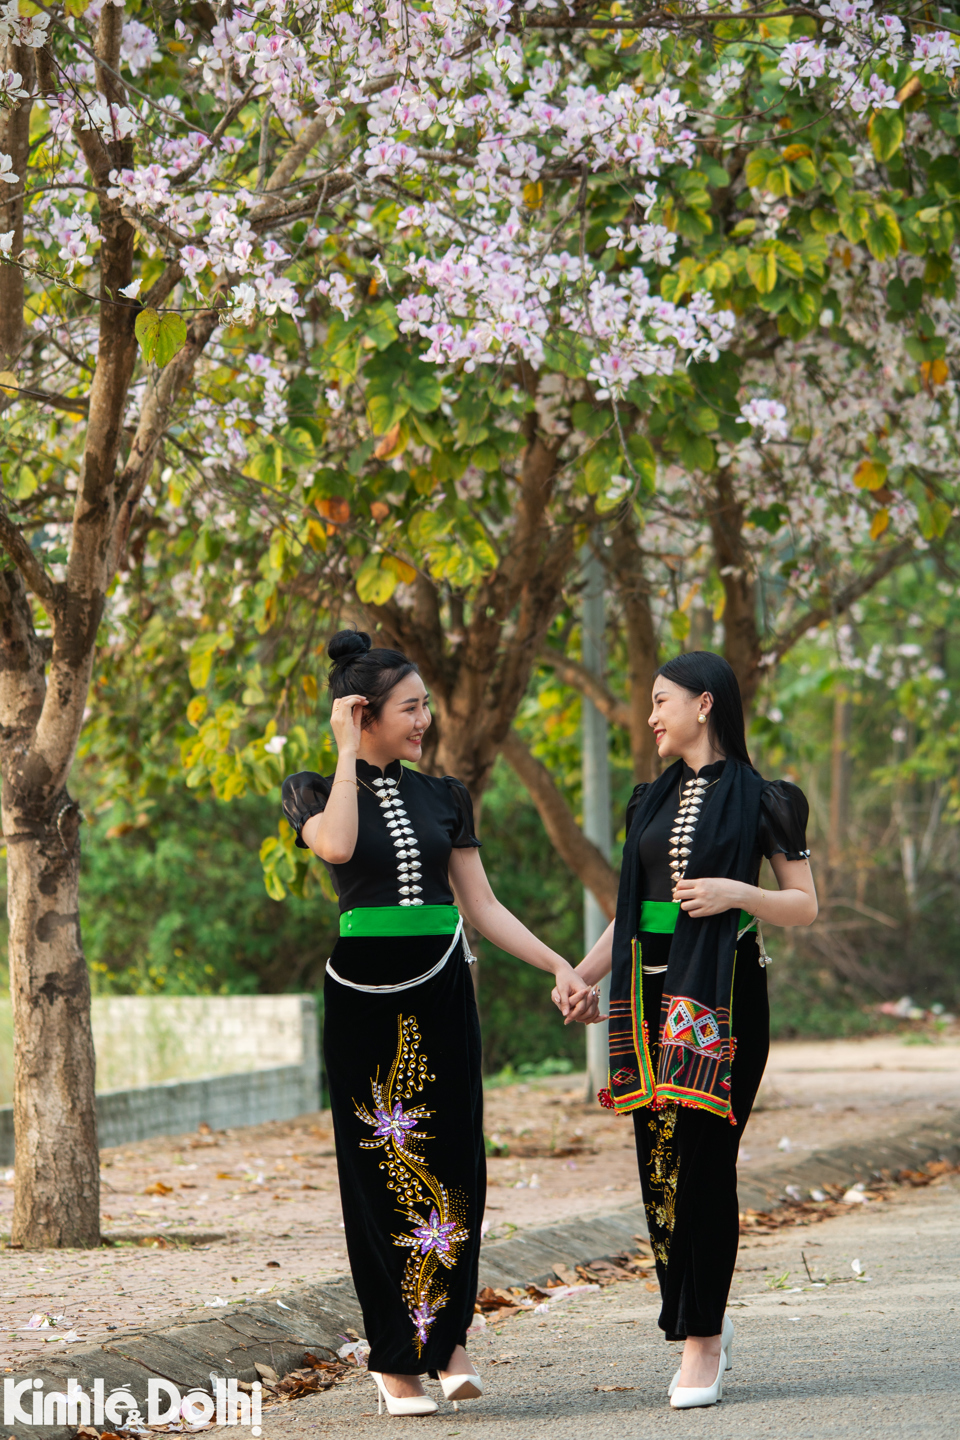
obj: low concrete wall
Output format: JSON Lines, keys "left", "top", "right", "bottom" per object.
{"left": 0, "top": 994, "right": 321, "bottom": 1163}
{"left": 0, "top": 993, "right": 318, "bottom": 1101}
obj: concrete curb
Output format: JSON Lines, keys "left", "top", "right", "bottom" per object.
{"left": 11, "top": 1109, "right": 960, "bottom": 1439}
{"left": 736, "top": 1107, "right": 960, "bottom": 1212}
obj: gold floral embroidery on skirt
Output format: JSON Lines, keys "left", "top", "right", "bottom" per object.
{"left": 645, "top": 1102, "right": 679, "bottom": 1267}
{"left": 354, "top": 1015, "right": 470, "bottom": 1355}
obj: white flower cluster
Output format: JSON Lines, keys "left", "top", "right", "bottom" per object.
{"left": 738, "top": 399, "right": 789, "bottom": 443}
{"left": 778, "top": 3, "right": 960, "bottom": 107}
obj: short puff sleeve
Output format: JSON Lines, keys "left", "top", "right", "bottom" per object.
{"left": 442, "top": 776, "right": 482, "bottom": 848}
{"left": 758, "top": 779, "right": 810, "bottom": 861}
{"left": 282, "top": 771, "right": 332, "bottom": 849}
{"left": 624, "top": 781, "right": 650, "bottom": 838}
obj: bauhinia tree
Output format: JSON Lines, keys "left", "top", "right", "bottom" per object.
{"left": 3, "top": 0, "right": 960, "bottom": 1245}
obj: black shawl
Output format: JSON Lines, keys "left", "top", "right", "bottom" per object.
{"left": 607, "top": 757, "right": 764, "bottom": 1124}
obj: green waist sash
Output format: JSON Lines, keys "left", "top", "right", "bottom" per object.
{"left": 639, "top": 899, "right": 756, "bottom": 935}
{"left": 340, "top": 904, "right": 461, "bottom": 938}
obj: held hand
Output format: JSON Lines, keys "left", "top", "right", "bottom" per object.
{"left": 673, "top": 876, "right": 745, "bottom": 918}
{"left": 330, "top": 693, "right": 367, "bottom": 754}
{"left": 554, "top": 984, "right": 607, "bottom": 1026}
{"left": 551, "top": 965, "right": 593, "bottom": 1022}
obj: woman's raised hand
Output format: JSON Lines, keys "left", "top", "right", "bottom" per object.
{"left": 330, "top": 693, "right": 367, "bottom": 754}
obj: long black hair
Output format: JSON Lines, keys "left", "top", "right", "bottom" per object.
{"left": 327, "top": 628, "right": 419, "bottom": 727}
{"left": 655, "top": 651, "right": 752, "bottom": 767}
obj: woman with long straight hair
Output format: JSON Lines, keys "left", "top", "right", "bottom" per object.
{"left": 558, "top": 651, "right": 817, "bottom": 1409}
{"left": 281, "top": 630, "right": 590, "bottom": 1417}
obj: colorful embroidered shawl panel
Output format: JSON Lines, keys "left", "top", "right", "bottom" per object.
{"left": 608, "top": 937, "right": 656, "bottom": 1113}
{"left": 656, "top": 992, "right": 733, "bottom": 1119}
{"left": 607, "top": 938, "right": 735, "bottom": 1120}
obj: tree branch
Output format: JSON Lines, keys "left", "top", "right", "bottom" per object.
{"left": 500, "top": 730, "right": 619, "bottom": 920}
{"left": 0, "top": 502, "right": 59, "bottom": 608}
{"left": 607, "top": 513, "right": 659, "bottom": 781}
{"left": 539, "top": 643, "right": 630, "bottom": 728}
{"left": 765, "top": 537, "right": 917, "bottom": 668}
{"left": 171, "top": 83, "right": 258, "bottom": 189}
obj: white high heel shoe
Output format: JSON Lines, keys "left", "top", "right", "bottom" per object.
{"left": 369, "top": 1371, "right": 439, "bottom": 1416}
{"left": 668, "top": 1314, "right": 733, "bottom": 1397}
{"left": 670, "top": 1348, "right": 726, "bottom": 1410}
{"left": 439, "top": 1367, "right": 483, "bottom": 1410}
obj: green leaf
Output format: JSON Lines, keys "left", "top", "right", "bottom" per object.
{"left": 571, "top": 402, "right": 611, "bottom": 439}
{"left": 744, "top": 150, "right": 775, "bottom": 190}
{"left": 669, "top": 609, "right": 691, "bottom": 641}
{"left": 864, "top": 206, "right": 901, "bottom": 262}
{"left": 786, "top": 287, "right": 819, "bottom": 328}
{"left": 367, "top": 390, "right": 408, "bottom": 435}
{"left": 868, "top": 108, "right": 905, "bottom": 162}
{"left": 747, "top": 502, "right": 789, "bottom": 534}
{"left": 746, "top": 248, "right": 777, "bottom": 294}
{"left": 886, "top": 276, "right": 924, "bottom": 314}
{"left": 362, "top": 307, "right": 398, "bottom": 351}
{"left": 13, "top": 465, "right": 37, "bottom": 501}
{"left": 799, "top": 233, "right": 829, "bottom": 274}
{"left": 403, "top": 372, "right": 443, "bottom": 414}
{"left": 355, "top": 557, "right": 399, "bottom": 605}
{"left": 788, "top": 156, "right": 817, "bottom": 191}
{"left": 810, "top": 208, "right": 840, "bottom": 235}
{"left": 772, "top": 242, "right": 804, "bottom": 278}
{"left": 188, "top": 634, "right": 221, "bottom": 690}
{"left": 917, "top": 492, "right": 952, "bottom": 540}
{"left": 135, "top": 309, "right": 188, "bottom": 367}
{"left": 410, "top": 412, "right": 443, "bottom": 448}
{"left": 822, "top": 150, "right": 854, "bottom": 179}
{"left": 583, "top": 439, "right": 620, "bottom": 494}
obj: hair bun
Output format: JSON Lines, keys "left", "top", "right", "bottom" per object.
{"left": 328, "top": 629, "right": 372, "bottom": 666}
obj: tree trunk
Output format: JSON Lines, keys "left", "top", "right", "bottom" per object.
{"left": 5, "top": 811, "right": 99, "bottom": 1247}
{"left": 608, "top": 513, "right": 659, "bottom": 780}
{"left": 0, "top": 571, "right": 100, "bottom": 1247}
{"left": 708, "top": 470, "right": 762, "bottom": 715}
{"left": 363, "top": 414, "right": 574, "bottom": 821}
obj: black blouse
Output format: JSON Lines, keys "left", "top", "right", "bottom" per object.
{"left": 626, "top": 759, "right": 810, "bottom": 903}
{"left": 281, "top": 758, "right": 481, "bottom": 912}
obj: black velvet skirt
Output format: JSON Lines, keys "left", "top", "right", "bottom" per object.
{"left": 322, "top": 930, "right": 485, "bottom": 1375}
{"left": 631, "top": 929, "right": 769, "bottom": 1340}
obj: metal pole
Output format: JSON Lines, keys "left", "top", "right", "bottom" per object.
{"left": 581, "top": 541, "right": 612, "bottom": 1101}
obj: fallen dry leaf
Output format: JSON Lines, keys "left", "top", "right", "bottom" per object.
{"left": 142, "top": 1181, "right": 173, "bottom": 1196}
{"left": 594, "top": 1384, "right": 636, "bottom": 1392}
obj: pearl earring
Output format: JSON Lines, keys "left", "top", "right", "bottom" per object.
{"left": 698, "top": 713, "right": 707, "bottom": 724}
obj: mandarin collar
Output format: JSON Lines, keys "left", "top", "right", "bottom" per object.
{"left": 356, "top": 757, "right": 403, "bottom": 782}
{"left": 682, "top": 757, "right": 727, "bottom": 783}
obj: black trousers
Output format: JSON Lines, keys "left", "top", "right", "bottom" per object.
{"left": 632, "top": 931, "right": 769, "bottom": 1340}
{"left": 323, "top": 931, "right": 485, "bottom": 1374}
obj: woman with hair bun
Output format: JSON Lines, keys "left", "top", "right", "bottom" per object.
{"left": 558, "top": 652, "right": 817, "bottom": 1410}
{"left": 281, "top": 629, "right": 590, "bottom": 1417}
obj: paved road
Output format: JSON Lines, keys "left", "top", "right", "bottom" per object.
{"left": 227, "top": 1176, "right": 960, "bottom": 1440}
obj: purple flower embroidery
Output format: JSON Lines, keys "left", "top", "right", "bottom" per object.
{"left": 373, "top": 1101, "right": 419, "bottom": 1148}
{"left": 412, "top": 1299, "right": 438, "bottom": 1346}
{"left": 412, "top": 1207, "right": 458, "bottom": 1257}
